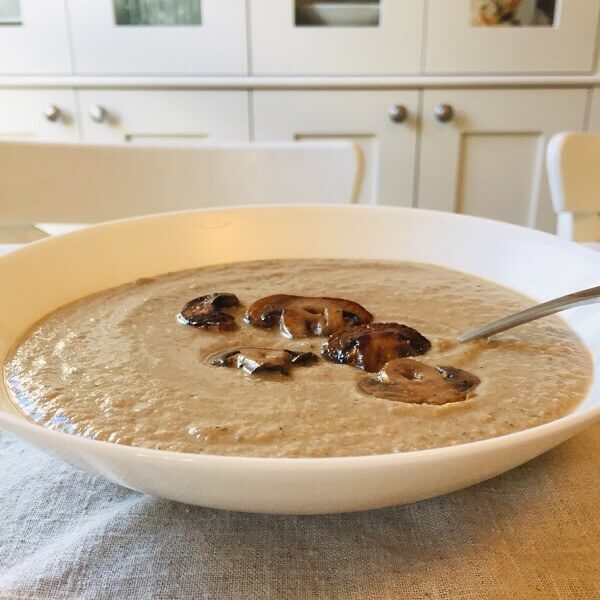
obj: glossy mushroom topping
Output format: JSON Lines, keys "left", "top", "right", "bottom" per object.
{"left": 244, "top": 294, "right": 373, "bottom": 338}
{"left": 358, "top": 358, "right": 480, "bottom": 405}
{"left": 322, "top": 322, "right": 431, "bottom": 373}
{"left": 208, "top": 347, "right": 318, "bottom": 376}
{"left": 436, "top": 365, "right": 482, "bottom": 393}
{"left": 177, "top": 293, "right": 241, "bottom": 331}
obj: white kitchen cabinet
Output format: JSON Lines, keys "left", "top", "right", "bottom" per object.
{"left": 250, "top": 0, "right": 424, "bottom": 75}
{"left": 417, "top": 89, "right": 588, "bottom": 232}
{"left": 426, "top": 0, "right": 600, "bottom": 74}
{"left": 0, "top": 90, "right": 79, "bottom": 141}
{"left": 77, "top": 90, "right": 250, "bottom": 144}
{"left": 0, "top": 0, "right": 71, "bottom": 74}
{"left": 253, "top": 90, "right": 419, "bottom": 205}
{"left": 66, "top": 0, "right": 247, "bottom": 74}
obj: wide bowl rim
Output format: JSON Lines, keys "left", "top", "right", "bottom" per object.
{"left": 0, "top": 203, "right": 598, "bottom": 469}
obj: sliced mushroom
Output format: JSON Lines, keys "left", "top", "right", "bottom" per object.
{"left": 436, "top": 366, "right": 481, "bottom": 393}
{"left": 177, "top": 293, "right": 241, "bottom": 331}
{"left": 358, "top": 358, "right": 480, "bottom": 405}
{"left": 322, "top": 322, "right": 431, "bottom": 373}
{"left": 208, "top": 347, "right": 319, "bottom": 376}
{"left": 245, "top": 294, "right": 373, "bottom": 339}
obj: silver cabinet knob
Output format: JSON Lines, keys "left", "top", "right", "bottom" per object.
{"left": 434, "top": 104, "right": 454, "bottom": 123}
{"left": 388, "top": 104, "right": 408, "bottom": 124}
{"left": 44, "top": 104, "right": 61, "bottom": 123}
{"left": 89, "top": 105, "right": 108, "bottom": 123}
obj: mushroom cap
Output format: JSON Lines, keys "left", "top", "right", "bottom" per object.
{"left": 358, "top": 358, "right": 480, "bottom": 405}
{"left": 244, "top": 294, "right": 373, "bottom": 338}
{"left": 208, "top": 347, "right": 319, "bottom": 376}
{"left": 177, "top": 292, "right": 241, "bottom": 330}
{"left": 322, "top": 322, "right": 431, "bottom": 373}
{"left": 436, "top": 365, "right": 481, "bottom": 393}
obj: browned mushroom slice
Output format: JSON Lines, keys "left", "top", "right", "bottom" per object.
{"left": 208, "top": 347, "right": 319, "bottom": 376}
{"left": 436, "top": 366, "right": 481, "bottom": 393}
{"left": 244, "top": 294, "right": 373, "bottom": 338}
{"left": 358, "top": 358, "right": 480, "bottom": 405}
{"left": 322, "top": 322, "right": 431, "bottom": 373}
{"left": 177, "top": 293, "right": 241, "bottom": 331}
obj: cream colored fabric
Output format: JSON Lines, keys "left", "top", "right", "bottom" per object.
{"left": 1, "top": 423, "right": 599, "bottom": 599}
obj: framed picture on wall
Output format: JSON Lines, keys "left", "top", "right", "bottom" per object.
{"left": 471, "top": 0, "right": 556, "bottom": 27}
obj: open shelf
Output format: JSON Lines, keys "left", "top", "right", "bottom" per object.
{"left": 0, "top": 0, "right": 21, "bottom": 26}
{"left": 295, "top": 0, "right": 380, "bottom": 27}
{"left": 113, "top": 0, "right": 201, "bottom": 26}
{"left": 470, "top": 0, "right": 557, "bottom": 28}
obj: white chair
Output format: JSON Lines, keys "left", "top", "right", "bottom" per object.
{"left": 547, "top": 132, "right": 600, "bottom": 242}
{"left": 0, "top": 141, "right": 363, "bottom": 241}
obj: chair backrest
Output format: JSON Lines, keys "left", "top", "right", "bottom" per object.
{"left": 546, "top": 132, "right": 600, "bottom": 242}
{"left": 0, "top": 141, "right": 363, "bottom": 224}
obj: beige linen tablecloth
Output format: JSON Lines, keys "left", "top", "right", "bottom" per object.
{"left": 1, "top": 242, "right": 599, "bottom": 599}
{"left": 1, "top": 425, "right": 599, "bottom": 599}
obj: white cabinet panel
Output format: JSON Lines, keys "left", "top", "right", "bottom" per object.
{"left": 77, "top": 90, "right": 250, "bottom": 144}
{"left": 587, "top": 89, "right": 600, "bottom": 131}
{"left": 426, "top": 0, "right": 600, "bottom": 74}
{"left": 0, "top": 90, "right": 79, "bottom": 141}
{"left": 457, "top": 133, "right": 540, "bottom": 225}
{"left": 250, "top": 1, "right": 424, "bottom": 75}
{"left": 66, "top": 0, "right": 247, "bottom": 75}
{"left": 0, "top": 0, "right": 71, "bottom": 74}
{"left": 418, "top": 89, "right": 588, "bottom": 232}
{"left": 253, "top": 90, "right": 419, "bottom": 205}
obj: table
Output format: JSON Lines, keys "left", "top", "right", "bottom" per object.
{"left": 1, "top": 241, "right": 599, "bottom": 599}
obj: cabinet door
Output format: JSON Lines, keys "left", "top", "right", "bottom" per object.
{"left": 426, "top": 0, "right": 600, "bottom": 74}
{"left": 66, "top": 0, "right": 247, "bottom": 74}
{"left": 77, "top": 90, "right": 249, "bottom": 144}
{"left": 250, "top": 0, "right": 424, "bottom": 75}
{"left": 0, "top": 90, "right": 79, "bottom": 142}
{"left": 253, "top": 90, "right": 419, "bottom": 205}
{"left": 0, "top": 0, "right": 71, "bottom": 74}
{"left": 417, "top": 89, "right": 587, "bottom": 232}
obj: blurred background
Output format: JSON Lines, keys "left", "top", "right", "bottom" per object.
{"left": 1, "top": 0, "right": 600, "bottom": 233}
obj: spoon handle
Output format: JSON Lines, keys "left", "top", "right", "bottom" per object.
{"left": 457, "top": 285, "right": 600, "bottom": 343}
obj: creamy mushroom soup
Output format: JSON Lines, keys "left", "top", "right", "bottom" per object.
{"left": 2, "top": 259, "right": 592, "bottom": 457}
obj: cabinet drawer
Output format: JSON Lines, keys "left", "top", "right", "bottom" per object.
{"left": 66, "top": 0, "right": 247, "bottom": 75}
{"left": 417, "top": 89, "right": 588, "bottom": 232}
{"left": 0, "top": 90, "right": 79, "bottom": 142}
{"left": 0, "top": 0, "right": 71, "bottom": 74}
{"left": 250, "top": 0, "right": 424, "bottom": 75}
{"left": 77, "top": 90, "right": 250, "bottom": 144}
{"left": 253, "top": 90, "right": 419, "bottom": 205}
{"left": 426, "top": 0, "right": 600, "bottom": 74}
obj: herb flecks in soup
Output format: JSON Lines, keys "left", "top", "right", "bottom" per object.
{"left": 2, "top": 259, "right": 592, "bottom": 458}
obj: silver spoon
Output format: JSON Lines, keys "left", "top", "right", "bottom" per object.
{"left": 458, "top": 285, "right": 600, "bottom": 343}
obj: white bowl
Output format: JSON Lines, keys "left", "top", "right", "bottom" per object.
{"left": 0, "top": 205, "right": 598, "bottom": 514}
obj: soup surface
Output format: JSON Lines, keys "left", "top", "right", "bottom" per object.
{"left": 2, "top": 259, "right": 592, "bottom": 457}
